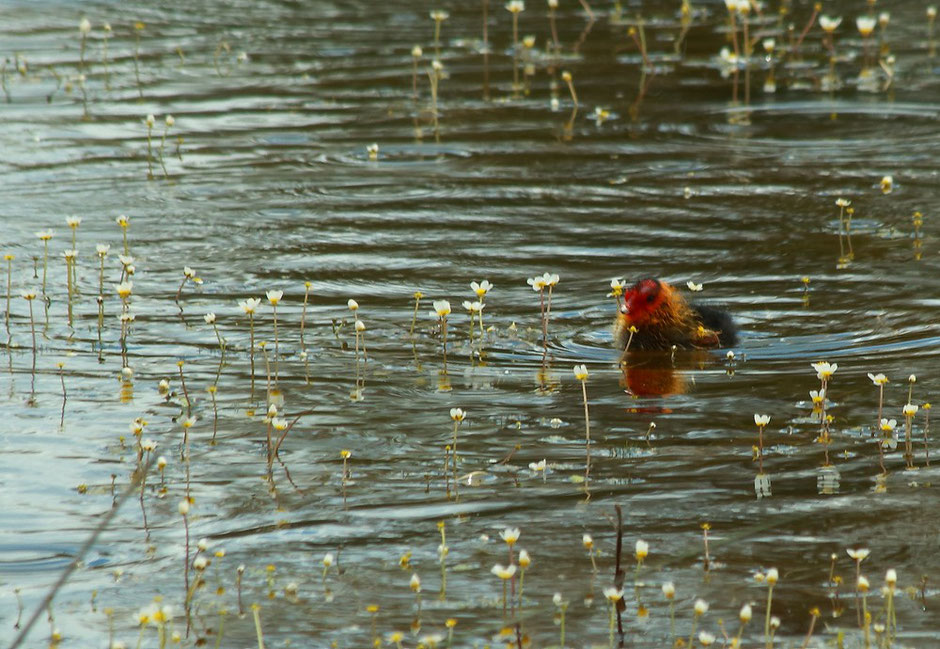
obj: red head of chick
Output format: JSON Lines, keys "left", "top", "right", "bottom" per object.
{"left": 613, "top": 278, "right": 737, "bottom": 350}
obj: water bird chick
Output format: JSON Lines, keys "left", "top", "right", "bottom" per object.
{"left": 613, "top": 278, "right": 737, "bottom": 350}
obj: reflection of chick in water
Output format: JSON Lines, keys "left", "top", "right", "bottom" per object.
{"left": 613, "top": 278, "right": 737, "bottom": 397}
{"left": 619, "top": 350, "right": 715, "bottom": 397}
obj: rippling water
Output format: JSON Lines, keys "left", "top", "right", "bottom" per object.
{"left": 2, "top": 0, "right": 939, "bottom": 647}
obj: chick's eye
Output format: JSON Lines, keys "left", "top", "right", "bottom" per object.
{"left": 645, "top": 294, "right": 655, "bottom": 304}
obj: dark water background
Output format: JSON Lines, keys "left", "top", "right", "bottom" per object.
{"left": 1, "top": 0, "right": 939, "bottom": 646}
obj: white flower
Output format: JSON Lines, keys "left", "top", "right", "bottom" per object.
{"left": 518, "top": 549, "right": 531, "bottom": 568}
{"left": 552, "top": 592, "right": 563, "bottom": 606}
{"left": 857, "top": 575, "right": 870, "bottom": 592}
{"left": 880, "top": 418, "right": 897, "bottom": 432}
{"left": 322, "top": 552, "right": 334, "bottom": 567}
{"left": 810, "top": 389, "right": 826, "bottom": 404}
{"left": 193, "top": 556, "right": 208, "bottom": 570}
{"left": 686, "top": 280, "right": 703, "bottom": 292}
{"left": 266, "top": 290, "right": 283, "bottom": 305}
{"left": 145, "top": 114, "right": 155, "bottom": 128}
{"left": 527, "top": 274, "right": 546, "bottom": 291}
{"left": 500, "top": 527, "right": 520, "bottom": 544}
{"left": 739, "top": 603, "right": 752, "bottom": 623}
{"left": 96, "top": 243, "right": 110, "bottom": 256}
{"left": 754, "top": 414, "right": 770, "bottom": 426}
{"left": 694, "top": 599, "right": 709, "bottom": 615}
{"left": 430, "top": 9, "right": 449, "bottom": 21}
{"left": 766, "top": 568, "right": 779, "bottom": 585}
{"left": 471, "top": 280, "right": 493, "bottom": 297}
{"left": 411, "top": 45, "right": 423, "bottom": 57}
{"left": 347, "top": 298, "right": 359, "bottom": 311}
{"left": 635, "top": 539, "right": 649, "bottom": 561}
{"left": 582, "top": 533, "right": 593, "bottom": 549}
{"left": 183, "top": 266, "right": 196, "bottom": 279}
{"left": 36, "top": 229, "right": 54, "bottom": 241}
{"left": 141, "top": 438, "right": 156, "bottom": 451}
{"left": 885, "top": 569, "right": 897, "bottom": 586}
{"left": 868, "top": 373, "right": 888, "bottom": 385}
{"left": 847, "top": 548, "right": 870, "bottom": 562}
{"left": 354, "top": 319, "right": 365, "bottom": 332}
{"left": 462, "top": 300, "right": 483, "bottom": 313}
{"left": 409, "top": 573, "right": 421, "bottom": 591}
{"left": 66, "top": 216, "right": 82, "bottom": 228}
{"left": 856, "top": 16, "right": 876, "bottom": 36}
{"left": 449, "top": 408, "right": 466, "bottom": 421}
{"left": 505, "top": 0, "right": 525, "bottom": 14}
{"left": 573, "top": 364, "right": 588, "bottom": 381}
{"left": 602, "top": 586, "right": 624, "bottom": 602}
{"left": 903, "top": 403, "right": 919, "bottom": 417}
{"left": 699, "top": 631, "right": 716, "bottom": 646}
{"left": 811, "top": 361, "right": 838, "bottom": 380}
{"left": 835, "top": 197, "right": 851, "bottom": 208}
{"left": 115, "top": 281, "right": 133, "bottom": 299}
{"left": 204, "top": 313, "right": 216, "bottom": 324}
{"left": 491, "top": 563, "right": 517, "bottom": 579}
{"left": 79, "top": 18, "right": 91, "bottom": 34}
{"left": 880, "top": 175, "right": 893, "bottom": 194}
{"left": 165, "top": 115, "right": 175, "bottom": 127}
{"left": 181, "top": 416, "right": 197, "bottom": 429}
{"left": 908, "top": 374, "right": 917, "bottom": 383}
{"left": 119, "top": 254, "right": 134, "bottom": 267}
{"left": 116, "top": 215, "right": 129, "bottom": 228}
{"left": 661, "top": 582, "right": 675, "bottom": 599}
{"left": 178, "top": 500, "right": 190, "bottom": 516}
{"left": 819, "top": 15, "right": 842, "bottom": 33}
{"left": 432, "top": 300, "right": 451, "bottom": 317}
{"left": 239, "top": 297, "right": 261, "bottom": 314}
